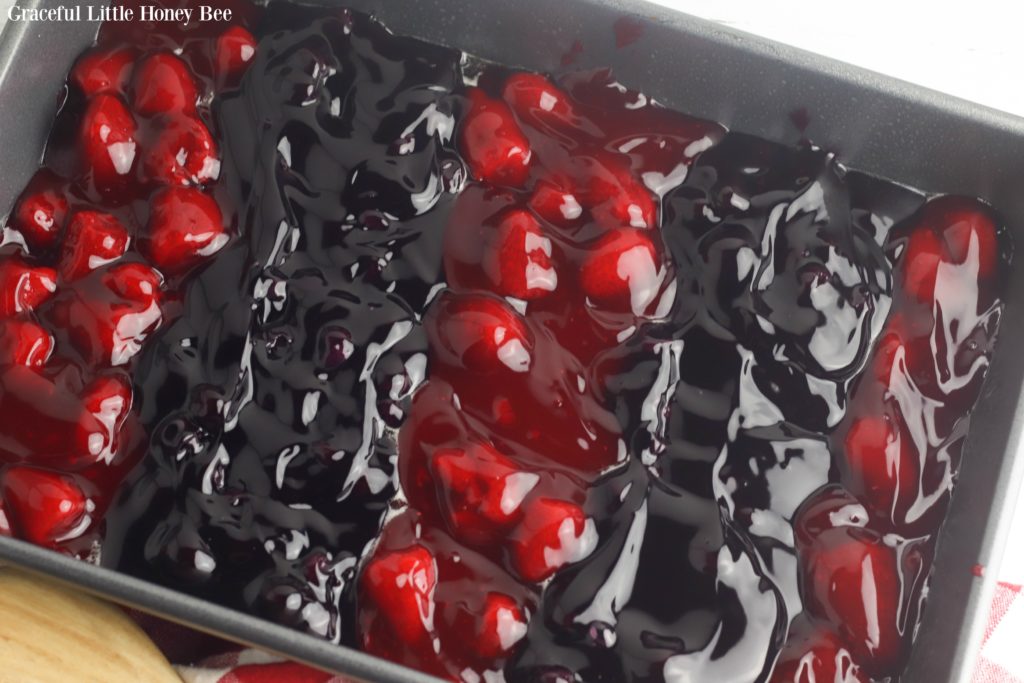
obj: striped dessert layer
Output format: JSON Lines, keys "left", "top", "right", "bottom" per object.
{"left": 0, "top": 2, "right": 1008, "bottom": 682}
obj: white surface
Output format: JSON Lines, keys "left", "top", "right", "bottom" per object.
{"left": 645, "top": 0, "right": 1024, "bottom": 119}
{"left": 984, "top": 592, "right": 1024, "bottom": 678}
{"left": 1000, "top": 492, "right": 1024, "bottom": 584}
{"left": 0, "top": 1, "right": 11, "bottom": 33}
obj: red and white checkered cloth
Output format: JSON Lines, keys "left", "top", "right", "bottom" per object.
{"left": 974, "top": 583, "right": 1024, "bottom": 683}
{"left": 972, "top": 492, "right": 1024, "bottom": 683}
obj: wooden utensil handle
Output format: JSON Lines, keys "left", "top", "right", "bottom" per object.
{"left": 0, "top": 566, "right": 181, "bottom": 683}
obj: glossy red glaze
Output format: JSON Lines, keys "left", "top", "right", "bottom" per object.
{"left": 132, "top": 52, "right": 199, "bottom": 116}
{"left": 361, "top": 510, "right": 538, "bottom": 679}
{"left": 214, "top": 26, "right": 257, "bottom": 83}
{"left": 80, "top": 94, "right": 139, "bottom": 187}
{"left": 502, "top": 73, "right": 579, "bottom": 137}
{"left": 920, "top": 196, "right": 999, "bottom": 277}
{"left": 427, "top": 292, "right": 534, "bottom": 374}
{"left": 471, "top": 593, "right": 529, "bottom": 660}
{"left": 460, "top": 88, "right": 532, "bottom": 188}
{"left": 143, "top": 186, "right": 225, "bottom": 274}
{"left": 81, "top": 374, "right": 133, "bottom": 464}
{"left": 843, "top": 415, "right": 918, "bottom": 520}
{"left": 0, "top": 257, "right": 57, "bottom": 317}
{"left": 799, "top": 529, "right": 904, "bottom": 674}
{"left": 142, "top": 115, "right": 220, "bottom": 186}
{"left": 900, "top": 196, "right": 999, "bottom": 302}
{"left": 360, "top": 544, "right": 438, "bottom": 656}
{"left": 902, "top": 229, "right": 944, "bottom": 303}
{"left": 0, "top": 320, "right": 54, "bottom": 368}
{"left": 366, "top": 65, "right": 727, "bottom": 677}
{"left": 509, "top": 497, "right": 593, "bottom": 582}
{"left": 582, "top": 156, "right": 657, "bottom": 229}
{"left": 528, "top": 177, "right": 583, "bottom": 228}
{"left": 71, "top": 45, "right": 137, "bottom": 97}
{"left": 61, "top": 211, "right": 131, "bottom": 280}
{"left": 580, "top": 227, "right": 666, "bottom": 315}
{"left": 11, "top": 185, "right": 69, "bottom": 250}
{"left": 488, "top": 209, "right": 559, "bottom": 301}
{"left": 430, "top": 443, "right": 530, "bottom": 544}
{"left": 50, "top": 262, "right": 163, "bottom": 367}
{"left": 0, "top": 467, "right": 92, "bottom": 546}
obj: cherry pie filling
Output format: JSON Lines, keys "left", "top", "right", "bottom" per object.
{"left": 0, "top": 2, "right": 1008, "bottom": 682}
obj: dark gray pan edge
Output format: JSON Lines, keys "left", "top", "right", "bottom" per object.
{"left": 2, "top": 1, "right": 1024, "bottom": 682}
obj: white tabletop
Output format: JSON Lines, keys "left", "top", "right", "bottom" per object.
{"left": 647, "top": 0, "right": 1024, "bottom": 119}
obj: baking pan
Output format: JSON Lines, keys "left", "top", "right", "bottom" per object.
{"left": 2, "top": 1, "right": 1024, "bottom": 682}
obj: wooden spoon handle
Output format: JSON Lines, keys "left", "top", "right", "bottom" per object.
{"left": 0, "top": 566, "right": 181, "bottom": 683}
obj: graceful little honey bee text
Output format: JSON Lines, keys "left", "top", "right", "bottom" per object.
{"left": 7, "top": 5, "right": 233, "bottom": 23}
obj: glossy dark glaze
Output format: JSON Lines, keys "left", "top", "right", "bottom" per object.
{"left": 0, "top": 1, "right": 1009, "bottom": 681}
{"left": 101, "top": 3, "right": 462, "bottom": 642}
{"left": 508, "top": 137, "right": 921, "bottom": 682}
{"left": 504, "top": 136, "right": 1005, "bottom": 681}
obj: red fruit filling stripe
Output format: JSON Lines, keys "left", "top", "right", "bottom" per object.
{"left": 357, "top": 71, "right": 723, "bottom": 678}
{"left": 773, "top": 196, "right": 1003, "bottom": 679}
{"left": 0, "top": 9, "right": 256, "bottom": 554}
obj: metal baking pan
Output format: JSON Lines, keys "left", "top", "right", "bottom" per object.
{"left": 2, "top": 0, "right": 1024, "bottom": 681}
